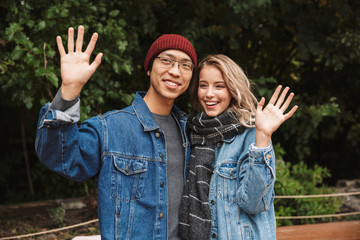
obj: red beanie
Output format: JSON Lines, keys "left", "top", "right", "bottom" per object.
{"left": 144, "top": 34, "right": 197, "bottom": 74}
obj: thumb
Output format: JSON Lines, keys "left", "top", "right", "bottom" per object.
{"left": 90, "top": 52, "right": 103, "bottom": 72}
{"left": 257, "top": 97, "right": 265, "bottom": 111}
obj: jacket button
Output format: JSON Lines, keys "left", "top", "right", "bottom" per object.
{"left": 211, "top": 200, "right": 215, "bottom": 205}
{"left": 160, "top": 182, "right": 165, "bottom": 187}
{"left": 212, "top": 233, "right": 217, "bottom": 238}
{"left": 159, "top": 213, "right": 164, "bottom": 218}
{"left": 155, "top": 132, "right": 160, "bottom": 138}
{"left": 216, "top": 142, "right": 222, "bottom": 147}
{"left": 125, "top": 164, "right": 129, "bottom": 173}
{"left": 160, "top": 153, "right": 164, "bottom": 159}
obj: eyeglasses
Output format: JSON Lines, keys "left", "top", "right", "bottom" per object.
{"left": 155, "top": 56, "right": 194, "bottom": 72}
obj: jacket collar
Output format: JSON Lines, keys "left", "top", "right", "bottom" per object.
{"left": 132, "top": 91, "right": 187, "bottom": 132}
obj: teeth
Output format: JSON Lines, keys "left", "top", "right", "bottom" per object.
{"left": 164, "top": 81, "right": 178, "bottom": 86}
{"left": 206, "top": 102, "right": 217, "bottom": 106}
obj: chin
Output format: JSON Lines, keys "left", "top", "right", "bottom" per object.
{"left": 204, "top": 111, "right": 218, "bottom": 117}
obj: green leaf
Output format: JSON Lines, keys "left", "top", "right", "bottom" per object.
{"left": 46, "top": 71, "right": 59, "bottom": 87}
{"left": 13, "top": 33, "right": 34, "bottom": 49}
{"left": 122, "top": 62, "right": 133, "bottom": 75}
{"left": 10, "top": 45, "right": 24, "bottom": 60}
{"left": 5, "top": 22, "right": 23, "bottom": 40}
{"left": 109, "top": 9, "right": 120, "bottom": 17}
{"left": 24, "top": 95, "right": 33, "bottom": 109}
{"left": 35, "top": 21, "right": 46, "bottom": 31}
{"left": 112, "top": 62, "right": 120, "bottom": 74}
{"left": 35, "top": 68, "right": 59, "bottom": 87}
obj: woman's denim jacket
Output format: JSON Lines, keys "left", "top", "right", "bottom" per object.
{"left": 209, "top": 127, "right": 276, "bottom": 240}
{"left": 35, "top": 91, "right": 190, "bottom": 240}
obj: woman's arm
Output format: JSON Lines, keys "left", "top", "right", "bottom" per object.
{"left": 236, "top": 141, "right": 276, "bottom": 214}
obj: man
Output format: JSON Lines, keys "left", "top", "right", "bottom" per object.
{"left": 35, "top": 26, "right": 197, "bottom": 240}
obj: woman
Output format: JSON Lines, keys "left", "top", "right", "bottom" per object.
{"left": 179, "top": 54, "right": 297, "bottom": 240}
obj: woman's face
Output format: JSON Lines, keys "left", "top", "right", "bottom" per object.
{"left": 197, "top": 65, "right": 232, "bottom": 117}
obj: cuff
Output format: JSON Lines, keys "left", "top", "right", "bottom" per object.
{"left": 50, "top": 88, "right": 79, "bottom": 111}
{"left": 250, "top": 143, "right": 272, "bottom": 152}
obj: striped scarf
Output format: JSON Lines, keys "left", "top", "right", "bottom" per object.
{"left": 179, "top": 111, "right": 245, "bottom": 240}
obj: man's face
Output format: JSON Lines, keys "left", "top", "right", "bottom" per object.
{"left": 147, "top": 49, "right": 193, "bottom": 103}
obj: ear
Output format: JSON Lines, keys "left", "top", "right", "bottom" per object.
{"left": 147, "top": 70, "right": 151, "bottom": 77}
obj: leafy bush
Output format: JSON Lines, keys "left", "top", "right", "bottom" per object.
{"left": 49, "top": 206, "right": 66, "bottom": 227}
{"left": 274, "top": 144, "right": 342, "bottom": 226}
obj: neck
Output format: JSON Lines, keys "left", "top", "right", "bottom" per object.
{"left": 143, "top": 91, "right": 174, "bottom": 115}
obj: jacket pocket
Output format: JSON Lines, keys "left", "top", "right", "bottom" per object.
{"left": 215, "top": 162, "right": 237, "bottom": 203}
{"left": 241, "top": 225, "right": 254, "bottom": 240}
{"left": 111, "top": 157, "right": 148, "bottom": 202}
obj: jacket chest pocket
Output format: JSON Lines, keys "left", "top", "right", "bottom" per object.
{"left": 215, "top": 163, "right": 237, "bottom": 203}
{"left": 111, "top": 157, "right": 148, "bottom": 202}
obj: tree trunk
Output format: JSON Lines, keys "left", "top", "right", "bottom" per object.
{"left": 20, "top": 107, "right": 34, "bottom": 195}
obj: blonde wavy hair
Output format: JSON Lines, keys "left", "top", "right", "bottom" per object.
{"left": 190, "top": 54, "right": 258, "bottom": 127}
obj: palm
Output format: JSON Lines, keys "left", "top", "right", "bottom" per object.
{"left": 60, "top": 52, "right": 95, "bottom": 86}
{"left": 255, "top": 86, "right": 298, "bottom": 137}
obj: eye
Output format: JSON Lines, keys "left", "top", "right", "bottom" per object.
{"left": 160, "top": 57, "right": 172, "bottom": 64}
{"left": 181, "top": 63, "right": 192, "bottom": 70}
{"left": 199, "top": 83, "right": 207, "bottom": 88}
{"left": 216, "top": 84, "right": 226, "bottom": 89}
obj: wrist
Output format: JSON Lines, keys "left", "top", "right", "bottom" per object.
{"left": 61, "top": 84, "right": 82, "bottom": 100}
{"left": 255, "top": 130, "right": 271, "bottom": 148}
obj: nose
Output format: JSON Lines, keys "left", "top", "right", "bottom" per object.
{"left": 168, "top": 62, "right": 181, "bottom": 76}
{"left": 205, "top": 87, "right": 215, "bottom": 99}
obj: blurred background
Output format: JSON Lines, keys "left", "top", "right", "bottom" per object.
{"left": 0, "top": 0, "right": 359, "bottom": 229}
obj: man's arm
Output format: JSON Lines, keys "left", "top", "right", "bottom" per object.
{"left": 34, "top": 26, "right": 104, "bottom": 181}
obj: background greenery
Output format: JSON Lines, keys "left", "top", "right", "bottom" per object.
{"left": 1, "top": 0, "right": 359, "bottom": 225}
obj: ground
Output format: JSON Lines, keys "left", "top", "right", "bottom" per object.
{"left": 0, "top": 194, "right": 99, "bottom": 240}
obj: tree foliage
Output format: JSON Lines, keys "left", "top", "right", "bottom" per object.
{"left": 0, "top": 0, "right": 359, "bottom": 206}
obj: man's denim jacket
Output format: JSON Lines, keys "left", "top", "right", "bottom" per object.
{"left": 35, "top": 91, "right": 191, "bottom": 240}
{"left": 209, "top": 127, "right": 276, "bottom": 240}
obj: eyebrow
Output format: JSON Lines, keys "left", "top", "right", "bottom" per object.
{"left": 161, "top": 53, "right": 192, "bottom": 63}
{"left": 199, "top": 80, "right": 226, "bottom": 84}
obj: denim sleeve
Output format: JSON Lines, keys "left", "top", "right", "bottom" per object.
{"left": 35, "top": 98, "right": 102, "bottom": 182}
{"left": 236, "top": 143, "right": 276, "bottom": 214}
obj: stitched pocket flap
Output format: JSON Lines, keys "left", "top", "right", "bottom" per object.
{"left": 216, "top": 163, "right": 237, "bottom": 180}
{"left": 113, "top": 158, "right": 148, "bottom": 176}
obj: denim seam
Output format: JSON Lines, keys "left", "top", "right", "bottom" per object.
{"left": 103, "top": 152, "right": 163, "bottom": 162}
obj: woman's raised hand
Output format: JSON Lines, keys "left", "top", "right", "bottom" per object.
{"left": 255, "top": 85, "right": 298, "bottom": 147}
{"left": 56, "top": 26, "right": 103, "bottom": 100}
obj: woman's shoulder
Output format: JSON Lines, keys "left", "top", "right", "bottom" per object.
{"left": 230, "top": 127, "right": 256, "bottom": 145}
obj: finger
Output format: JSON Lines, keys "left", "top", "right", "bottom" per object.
{"left": 280, "top": 92, "right": 294, "bottom": 112}
{"left": 275, "top": 86, "right": 290, "bottom": 108}
{"left": 84, "top": 32, "right": 99, "bottom": 56}
{"left": 75, "top": 25, "right": 84, "bottom": 52}
{"left": 56, "top": 36, "right": 66, "bottom": 57}
{"left": 284, "top": 105, "right": 298, "bottom": 120}
{"left": 257, "top": 97, "right": 265, "bottom": 111}
{"left": 90, "top": 52, "right": 103, "bottom": 72}
{"left": 268, "top": 85, "right": 282, "bottom": 105}
{"left": 67, "top": 27, "right": 74, "bottom": 53}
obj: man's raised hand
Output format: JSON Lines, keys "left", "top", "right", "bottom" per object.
{"left": 56, "top": 25, "right": 103, "bottom": 100}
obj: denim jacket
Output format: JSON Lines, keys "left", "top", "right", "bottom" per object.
{"left": 209, "top": 127, "right": 276, "bottom": 240}
{"left": 35, "top": 92, "right": 191, "bottom": 240}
